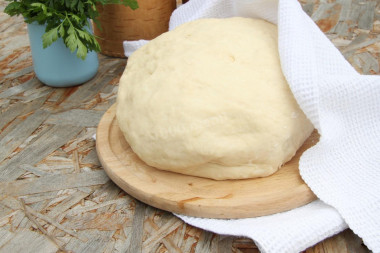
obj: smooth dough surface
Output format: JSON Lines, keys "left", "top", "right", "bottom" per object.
{"left": 116, "top": 17, "right": 314, "bottom": 180}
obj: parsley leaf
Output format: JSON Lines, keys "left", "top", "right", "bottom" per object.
{"left": 42, "top": 26, "right": 58, "bottom": 48}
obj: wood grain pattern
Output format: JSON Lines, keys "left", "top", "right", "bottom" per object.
{"left": 0, "top": 0, "right": 377, "bottom": 252}
{"left": 96, "top": 104, "right": 317, "bottom": 218}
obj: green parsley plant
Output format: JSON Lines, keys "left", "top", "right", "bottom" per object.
{"left": 4, "top": 0, "right": 138, "bottom": 60}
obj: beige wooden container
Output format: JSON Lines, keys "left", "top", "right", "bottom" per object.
{"left": 93, "top": 0, "right": 177, "bottom": 58}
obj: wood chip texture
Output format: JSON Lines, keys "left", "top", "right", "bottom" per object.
{"left": 0, "top": 0, "right": 377, "bottom": 252}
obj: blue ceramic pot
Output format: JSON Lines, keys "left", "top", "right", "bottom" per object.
{"left": 27, "top": 22, "right": 99, "bottom": 87}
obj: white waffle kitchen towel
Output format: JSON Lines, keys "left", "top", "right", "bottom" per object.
{"left": 123, "top": 0, "right": 380, "bottom": 252}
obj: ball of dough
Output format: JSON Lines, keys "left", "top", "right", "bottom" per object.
{"left": 116, "top": 17, "right": 313, "bottom": 180}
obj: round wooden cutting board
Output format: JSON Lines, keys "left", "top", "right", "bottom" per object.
{"left": 96, "top": 104, "right": 317, "bottom": 218}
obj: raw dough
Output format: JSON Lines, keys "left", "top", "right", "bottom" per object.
{"left": 116, "top": 17, "right": 314, "bottom": 180}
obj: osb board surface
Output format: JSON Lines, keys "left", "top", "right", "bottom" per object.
{"left": 0, "top": 0, "right": 378, "bottom": 252}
